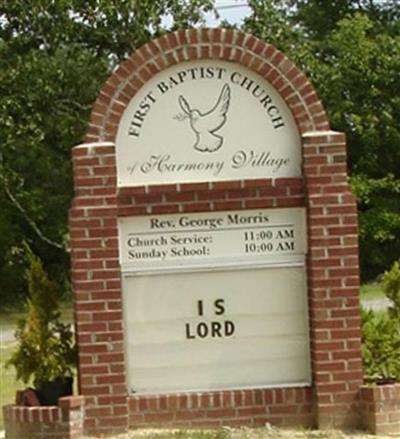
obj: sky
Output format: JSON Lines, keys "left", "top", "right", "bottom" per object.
{"left": 161, "top": 1, "right": 251, "bottom": 29}
{"left": 206, "top": 0, "right": 251, "bottom": 26}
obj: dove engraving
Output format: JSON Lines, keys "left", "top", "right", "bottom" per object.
{"left": 177, "top": 84, "right": 231, "bottom": 153}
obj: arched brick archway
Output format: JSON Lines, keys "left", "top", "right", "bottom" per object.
{"left": 70, "top": 28, "right": 362, "bottom": 436}
{"left": 85, "top": 28, "right": 329, "bottom": 144}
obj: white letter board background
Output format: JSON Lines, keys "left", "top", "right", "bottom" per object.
{"left": 122, "top": 266, "right": 311, "bottom": 395}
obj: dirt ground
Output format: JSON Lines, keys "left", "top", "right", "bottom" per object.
{"left": 84, "top": 425, "right": 394, "bottom": 439}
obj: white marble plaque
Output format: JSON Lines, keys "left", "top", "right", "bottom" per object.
{"left": 119, "top": 208, "right": 307, "bottom": 273}
{"left": 116, "top": 60, "right": 301, "bottom": 187}
{"left": 122, "top": 266, "right": 311, "bottom": 394}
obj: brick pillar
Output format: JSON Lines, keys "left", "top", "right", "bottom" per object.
{"left": 69, "top": 142, "right": 128, "bottom": 436}
{"left": 303, "top": 131, "right": 363, "bottom": 428}
{"left": 59, "top": 396, "right": 85, "bottom": 438}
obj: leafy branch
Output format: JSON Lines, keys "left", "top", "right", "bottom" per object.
{"left": 0, "top": 165, "right": 65, "bottom": 251}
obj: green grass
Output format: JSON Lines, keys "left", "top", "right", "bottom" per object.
{"left": 360, "top": 281, "right": 385, "bottom": 301}
{"left": 110, "top": 431, "right": 229, "bottom": 438}
{"left": 0, "top": 343, "right": 23, "bottom": 429}
{"left": 82, "top": 427, "right": 380, "bottom": 438}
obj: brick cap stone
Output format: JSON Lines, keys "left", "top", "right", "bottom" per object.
{"left": 360, "top": 382, "right": 400, "bottom": 401}
{"left": 302, "top": 130, "right": 343, "bottom": 138}
{"left": 58, "top": 395, "right": 85, "bottom": 409}
{"left": 73, "top": 141, "right": 115, "bottom": 150}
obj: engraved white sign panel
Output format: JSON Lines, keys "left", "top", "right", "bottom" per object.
{"left": 116, "top": 60, "right": 301, "bottom": 187}
{"left": 123, "top": 266, "right": 311, "bottom": 394}
{"left": 119, "top": 208, "right": 306, "bottom": 273}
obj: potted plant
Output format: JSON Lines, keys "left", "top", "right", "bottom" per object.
{"left": 6, "top": 256, "right": 76, "bottom": 405}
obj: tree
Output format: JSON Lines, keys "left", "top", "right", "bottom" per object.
{"left": 0, "top": 0, "right": 215, "bottom": 307}
{"left": 6, "top": 256, "right": 76, "bottom": 388}
{"left": 243, "top": 1, "right": 400, "bottom": 279}
{"left": 287, "top": 0, "right": 400, "bottom": 38}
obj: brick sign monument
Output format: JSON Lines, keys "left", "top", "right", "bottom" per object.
{"left": 69, "top": 29, "right": 363, "bottom": 436}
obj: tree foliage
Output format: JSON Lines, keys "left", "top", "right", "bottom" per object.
{"left": 243, "top": 1, "right": 400, "bottom": 280}
{"left": 0, "top": 1, "right": 399, "bottom": 306}
{"left": 287, "top": 0, "right": 400, "bottom": 38}
{"left": 352, "top": 174, "right": 400, "bottom": 278}
{"left": 0, "top": 0, "right": 214, "bottom": 307}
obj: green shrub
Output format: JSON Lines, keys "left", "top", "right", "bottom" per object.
{"left": 383, "top": 260, "right": 400, "bottom": 319}
{"left": 361, "top": 260, "right": 400, "bottom": 382}
{"left": 6, "top": 256, "right": 76, "bottom": 387}
{"left": 361, "top": 308, "right": 400, "bottom": 382}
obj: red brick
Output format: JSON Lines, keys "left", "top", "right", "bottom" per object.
{"left": 80, "top": 365, "right": 108, "bottom": 375}
{"left": 97, "top": 416, "right": 128, "bottom": 427}
{"left": 178, "top": 394, "right": 189, "bottom": 410}
{"left": 243, "top": 390, "right": 255, "bottom": 405}
{"left": 259, "top": 186, "right": 286, "bottom": 196}
{"left": 81, "top": 384, "right": 113, "bottom": 396}
{"left": 151, "top": 204, "right": 180, "bottom": 214}
{"left": 333, "top": 371, "right": 363, "bottom": 381}
{"left": 182, "top": 202, "right": 211, "bottom": 212}
{"left": 165, "top": 192, "right": 195, "bottom": 202}
{"left": 269, "top": 405, "right": 298, "bottom": 415}
{"left": 118, "top": 206, "right": 147, "bottom": 216}
{"left": 97, "top": 374, "right": 126, "bottom": 384}
{"left": 211, "top": 180, "right": 241, "bottom": 190}
{"left": 227, "top": 188, "right": 256, "bottom": 199}
{"left": 70, "top": 218, "right": 102, "bottom": 228}
{"left": 245, "top": 199, "right": 274, "bottom": 209}
{"left": 276, "top": 197, "right": 305, "bottom": 207}
{"left": 143, "top": 412, "right": 174, "bottom": 423}
{"left": 175, "top": 410, "right": 206, "bottom": 421}
{"left": 131, "top": 193, "right": 161, "bottom": 204}
{"left": 197, "top": 190, "right": 226, "bottom": 201}
{"left": 77, "top": 322, "right": 107, "bottom": 333}
{"left": 98, "top": 395, "right": 127, "bottom": 406}
{"left": 238, "top": 406, "right": 266, "bottom": 416}
{"left": 180, "top": 182, "right": 209, "bottom": 192}
{"left": 214, "top": 200, "right": 242, "bottom": 210}
{"left": 206, "top": 408, "right": 236, "bottom": 419}
{"left": 243, "top": 178, "right": 273, "bottom": 188}
{"left": 316, "top": 383, "right": 347, "bottom": 393}
{"left": 86, "top": 407, "right": 112, "bottom": 417}
{"left": 96, "top": 352, "right": 125, "bottom": 363}
{"left": 75, "top": 302, "right": 105, "bottom": 312}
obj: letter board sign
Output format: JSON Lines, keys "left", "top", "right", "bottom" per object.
{"left": 123, "top": 266, "right": 311, "bottom": 394}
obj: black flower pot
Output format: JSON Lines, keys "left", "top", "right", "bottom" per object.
{"left": 37, "top": 377, "right": 73, "bottom": 406}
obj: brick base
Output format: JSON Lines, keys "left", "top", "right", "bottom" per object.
{"left": 3, "top": 396, "right": 84, "bottom": 439}
{"left": 360, "top": 383, "right": 400, "bottom": 436}
{"left": 129, "top": 387, "right": 314, "bottom": 429}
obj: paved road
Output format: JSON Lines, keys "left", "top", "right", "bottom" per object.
{"left": 0, "top": 329, "right": 16, "bottom": 346}
{"left": 361, "top": 297, "right": 391, "bottom": 311}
